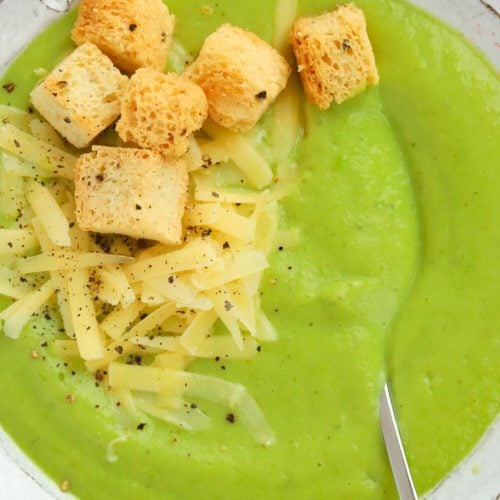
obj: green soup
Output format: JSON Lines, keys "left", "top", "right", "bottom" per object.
{"left": 0, "top": 1, "right": 498, "bottom": 498}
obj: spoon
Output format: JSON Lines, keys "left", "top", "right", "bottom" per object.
{"left": 380, "top": 382, "right": 418, "bottom": 500}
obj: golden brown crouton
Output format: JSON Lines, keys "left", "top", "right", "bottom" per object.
{"left": 116, "top": 69, "right": 208, "bottom": 157}
{"left": 74, "top": 146, "right": 188, "bottom": 244}
{"left": 30, "top": 43, "right": 128, "bottom": 149}
{"left": 184, "top": 23, "right": 291, "bottom": 132}
{"left": 291, "top": 3, "right": 379, "bottom": 109}
{"left": 71, "top": 0, "right": 175, "bottom": 73}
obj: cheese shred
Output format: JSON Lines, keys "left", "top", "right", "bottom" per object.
{"left": 0, "top": 55, "right": 300, "bottom": 444}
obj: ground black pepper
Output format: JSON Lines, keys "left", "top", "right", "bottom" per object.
{"left": 255, "top": 90, "right": 267, "bottom": 101}
{"left": 2, "top": 83, "right": 15, "bottom": 93}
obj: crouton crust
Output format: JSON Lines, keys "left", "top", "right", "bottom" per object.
{"left": 185, "top": 23, "right": 291, "bottom": 132}
{"left": 74, "top": 146, "right": 188, "bottom": 244}
{"left": 291, "top": 3, "right": 379, "bottom": 109}
{"left": 72, "top": 0, "right": 175, "bottom": 73}
{"left": 116, "top": 69, "right": 208, "bottom": 157}
{"left": 30, "top": 43, "right": 128, "bottom": 148}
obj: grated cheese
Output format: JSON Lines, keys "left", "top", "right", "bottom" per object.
{"left": 0, "top": 76, "right": 294, "bottom": 444}
{"left": 0, "top": 280, "right": 55, "bottom": 339}
{"left": 0, "top": 229, "right": 38, "bottom": 256}
{"left": 0, "top": 124, "right": 75, "bottom": 178}
{"left": 66, "top": 268, "right": 104, "bottom": 360}
{"left": 1, "top": 152, "right": 47, "bottom": 179}
{"left": 26, "top": 180, "right": 71, "bottom": 247}
{"left": 17, "top": 251, "right": 133, "bottom": 274}
{"left": 203, "top": 120, "right": 273, "bottom": 188}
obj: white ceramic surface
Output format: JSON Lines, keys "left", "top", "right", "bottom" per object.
{"left": 0, "top": 1, "right": 499, "bottom": 499}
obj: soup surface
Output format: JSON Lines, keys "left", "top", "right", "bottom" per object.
{"left": 0, "top": 0, "right": 498, "bottom": 498}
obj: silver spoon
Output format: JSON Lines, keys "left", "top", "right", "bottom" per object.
{"left": 380, "top": 383, "right": 419, "bottom": 500}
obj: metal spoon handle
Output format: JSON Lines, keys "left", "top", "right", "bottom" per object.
{"left": 380, "top": 383, "right": 418, "bottom": 500}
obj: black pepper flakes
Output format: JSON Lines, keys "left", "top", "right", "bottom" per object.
{"left": 129, "top": 24, "right": 138, "bottom": 32}
{"left": 342, "top": 39, "right": 351, "bottom": 51}
{"left": 255, "top": 90, "right": 267, "bottom": 101}
{"left": 211, "top": 191, "right": 219, "bottom": 198}
{"left": 115, "top": 345, "right": 123, "bottom": 354}
{"left": 224, "top": 300, "right": 233, "bottom": 311}
{"left": 137, "top": 422, "right": 147, "bottom": 430}
{"left": 2, "top": 83, "right": 15, "bottom": 93}
{"left": 126, "top": 354, "right": 142, "bottom": 366}
{"left": 222, "top": 241, "right": 230, "bottom": 249}
{"left": 135, "top": 204, "right": 142, "bottom": 210}
{"left": 168, "top": 275, "right": 175, "bottom": 284}
{"left": 225, "top": 413, "right": 236, "bottom": 423}
{"left": 201, "top": 154, "right": 213, "bottom": 167}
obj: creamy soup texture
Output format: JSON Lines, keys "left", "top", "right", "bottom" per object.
{"left": 0, "top": 0, "right": 499, "bottom": 498}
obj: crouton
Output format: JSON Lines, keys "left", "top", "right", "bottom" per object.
{"left": 184, "top": 24, "right": 291, "bottom": 132}
{"left": 116, "top": 69, "right": 208, "bottom": 157}
{"left": 71, "top": 0, "right": 175, "bottom": 73}
{"left": 291, "top": 3, "right": 379, "bottom": 109}
{"left": 30, "top": 43, "right": 128, "bottom": 149}
{"left": 74, "top": 146, "right": 188, "bottom": 244}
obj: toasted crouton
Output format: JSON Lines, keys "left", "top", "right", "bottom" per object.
{"left": 291, "top": 3, "right": 379, "bottom": 109}
{"left": 184, "top": 24, "right": 291, "bottom": 132}
{"left": 116, "top": 69, "right": 208, "bottom": 157}
{"left": 30, "top": 43, "right": 128, "bottom": 149}
{"left": 74, "top": 146, "right": 188, "bottom": 244}
{"left": 71, "top": 0, "right": 175, "bottom": 73}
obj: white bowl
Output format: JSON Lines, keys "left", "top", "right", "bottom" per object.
{"left": 0, "top": 1, "right": 499, "bottom": 498}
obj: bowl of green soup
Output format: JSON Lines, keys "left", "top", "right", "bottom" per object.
{"left": 0, "top": 0, "right": 499, "bottom": 498}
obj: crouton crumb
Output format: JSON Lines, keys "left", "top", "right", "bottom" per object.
{"left": 291, "top": 3, "right": 379, "bottom": 109}
{"left": 116, "top": 69, "right": 208, "bottom": 157}
{"left": 30, "top": 43, "right": 128, "bottom": 148}
{"left": 74, "top": 146, "right": 188, "bottom": 244}
{"left": 185, "top": 23, "right": 290, "bottom": 132}
{"left": 72, "top": 0, "right": 175, "bottom": 73}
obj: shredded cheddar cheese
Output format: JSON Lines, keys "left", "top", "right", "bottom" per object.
{"left": 0, "top": 57, "right": 302, "bottom": 444}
